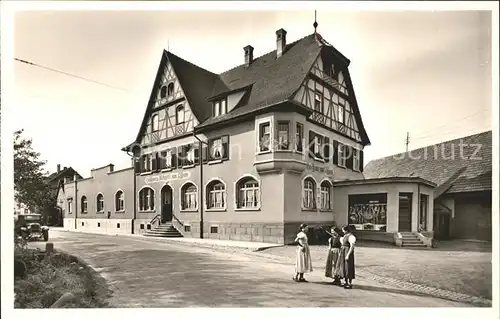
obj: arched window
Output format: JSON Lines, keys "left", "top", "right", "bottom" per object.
{"left": 181, "top": 182, "right": 197, "bottom": 210}
{"left": 320, "top": 180, "right": 332, "bottom": 210}
{"left": 96, "top": 194, "right": 104, "bottom": 213}
{"left": 115, "top": 190, "right": 125, "bottom": 212}
{"left": 206, "top": 180, "right": 226, "bottom": 209}
{"left": 167, "top": 82, "right": 174, "bottom": 96}
{"left": 81, "top": 196, "right": 88, "bottom": 213}
{"left": 138, "top": 187, "right": 155, "bottom": 212}
{"left": 176, "top": 105, "right": 185, "bottom": 124}
{"left": 151, "top": 114, "right": 159, "bottom": 132}
{"left": 236, "top": 176, "right": 260, "bottom": 209}
{"left": 160, "top": 85, "right": 167, "bottom": 99}
{"left": 302, "top": 177, "right": 316, "bottom": 209}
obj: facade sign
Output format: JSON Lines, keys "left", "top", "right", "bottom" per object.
{"left": 144, "top": 171, "right": 191, "bottom": 185}
{"left": 305, "top": 163, "right": 334, "bottom": 176}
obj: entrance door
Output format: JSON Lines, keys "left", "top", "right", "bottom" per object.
{"left": 398, "top": 193, "right": 413, "bottom": 232}
{"left": 438, "top": 213, "right": 451, "bottom": 240}
{"left": 160, "top": 185, "right": 173, "bottom": 223}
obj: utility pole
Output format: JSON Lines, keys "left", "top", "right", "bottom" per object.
{"left": 405, "top": 132, "right": 410, "bottom": 152}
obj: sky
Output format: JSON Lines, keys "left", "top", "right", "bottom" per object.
{"left": 12, "top": 9, "right": 493, "bottom": 177}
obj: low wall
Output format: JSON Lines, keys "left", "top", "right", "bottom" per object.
{"left": 63, "top": 218, "right": 76, "bottom": 230}
{"left": 355, "top": 231, "right": 396, "bottom": 244}
{"left": 284, "top": 221, "right": 335, "bottom": 245}
{"left": 73, "top": 219, "right": 133, "bottom": 234}
{"left": 202, "top": 222, "right": 284, "bottom": 244}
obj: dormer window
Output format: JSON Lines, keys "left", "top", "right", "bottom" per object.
{"left": 213, "top": 98, "right": 227, "bottom": 117}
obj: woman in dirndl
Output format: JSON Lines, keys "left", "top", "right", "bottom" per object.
{"left": 324, "top": 227, "right": 343, "bottom": 285}
{"left": 339, "top": 225, "right": 356, "bottom": 289}
{"left": 293, "top": 223, "right": 313, "bottom": 282}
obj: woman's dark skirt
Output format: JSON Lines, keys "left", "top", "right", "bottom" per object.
{"left": 339, "top": 246, "right": 355, "bottom": 280}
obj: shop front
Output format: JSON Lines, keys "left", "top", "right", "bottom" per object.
{"left": 333, "top": 177, "right": 436, "bottom": 243}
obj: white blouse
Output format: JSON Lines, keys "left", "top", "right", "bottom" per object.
{"left": 341, "top": 234, "right": 356, "bottom": 245}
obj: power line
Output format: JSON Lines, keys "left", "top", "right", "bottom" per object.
{"left": 409, "top": 108, "right": 490, "bottom": 141}
{"left": 14, "top": 57, "right": 131, "bottom": 93}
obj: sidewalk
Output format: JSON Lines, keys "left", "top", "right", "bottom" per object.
{"left": 51, "top": 228, "right": 282, "bottom": 251}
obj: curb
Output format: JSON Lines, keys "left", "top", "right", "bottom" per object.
{"left": 53, "top": 228, "right": 282, "bottom": 251}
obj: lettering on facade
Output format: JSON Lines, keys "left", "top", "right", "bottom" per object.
{"left": 305, "top": 163, "right": 334, "bottom": 176}
{"left": 144, "top": 171, "right": 191, "bottom": 185}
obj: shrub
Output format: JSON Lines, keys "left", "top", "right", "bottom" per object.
{"left": 14, "top": 243, "right": 108, "bottom": 308}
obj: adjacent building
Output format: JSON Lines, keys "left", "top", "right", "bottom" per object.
{"left": 364, "top": 130, "right": 492, "bottom": 242}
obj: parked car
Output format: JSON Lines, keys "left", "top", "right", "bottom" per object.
{"left": 15, "top": 213, "right": 49, "bottom": 241}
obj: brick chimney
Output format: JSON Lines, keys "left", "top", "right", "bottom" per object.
{"left": 108, "top": 164, "right": 114, "bottom": 173}
{"left": 244, "top": 45, "right": 254, "bottom": 66}
{"left": 57, "top": 164, "right": 61, "bottom": 173}
{"left": 276, "top": 28, "right": 287, "bottom": 58}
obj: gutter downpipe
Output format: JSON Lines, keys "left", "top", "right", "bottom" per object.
{"left": 193, "top": 131, "right": 207, "bottom": 239}
{"left": 126, "top": 150, "right": 138, "bottom": 234}
{"left": 417, "top": 183, "right": 420, "bottom": 233}
{"left": 74, "top": 175, "right": 78, "bottom": 230}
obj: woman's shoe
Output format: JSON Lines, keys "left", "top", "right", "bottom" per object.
{"left": 299, "top": 278, "right": 308, "bottom": 282}
{"left": 292, "top": 276, "right": 299, "bottom": 282}
{"left": 344, "top": 284, "right": 352, "bottom": 289}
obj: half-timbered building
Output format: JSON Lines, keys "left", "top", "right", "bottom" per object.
{"left": 60, "top": 28, "right": 442, "bottom": 246}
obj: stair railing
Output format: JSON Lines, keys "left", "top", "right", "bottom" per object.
{"left": 171, "top": 213, "right": 185, "bottom": 236}
{"left": 149, "top": 214, "right": 161, "bottom": 229}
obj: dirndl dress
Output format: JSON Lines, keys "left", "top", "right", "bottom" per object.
{"left": 339, "top": 234, "right": 356, "bottom": 280}
{"left": 325, "top": 237, "right": 342, "bottom": 278}
{"left": 295, "top": 231, "right": 313, "bottom": 273}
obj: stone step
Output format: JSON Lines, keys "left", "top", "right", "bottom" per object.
{"left": 144, "top": 232, "right": 183, "bottom": 238}
{"left": 147, "top": 229, "right": 179, "bottom": 234}
{"left": 402, "top": 243, "right": 427, "bottom": 247}
{"left": 402, "top": 239, "right": 420, "bottom": 242}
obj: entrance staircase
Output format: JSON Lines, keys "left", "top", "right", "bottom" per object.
{"left": 144, "top": 222, "right": 183, "bottom": 238}
{"left": 400, "top": 232, "right": 427, "bottom": 248}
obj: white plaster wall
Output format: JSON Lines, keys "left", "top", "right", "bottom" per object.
{"left": 75, "top": 219, "right": 133, "bottom": 234}
{"left": 63, "top": 218, "right": 75, "bottom": 230}
{"left": 420, "top": 185, "right": 435, "bottom": 232}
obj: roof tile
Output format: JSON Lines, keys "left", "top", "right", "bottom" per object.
{"left": 363, "top": 130, "right": 492, "bottom": 195}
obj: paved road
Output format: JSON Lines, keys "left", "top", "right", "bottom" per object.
{"left": 31, "top": 231, "right": 468, "bottom": 307}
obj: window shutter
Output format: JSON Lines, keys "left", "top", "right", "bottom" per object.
{"left": 207, "top": 139, "right": 214, "bottom": 161}
{"left": 138, "top": 191, "right": 143, "bottom": 211}
{"left": 202, "top": 144, "right": 208, "bottom": 163}
{"left": 152, "top": 152, "right": 158, "bottom": 171}
{"left": 194, "top": 144, "right": 200, "bottom": 165}
{"left": 134, "top": 159, "right": 141, "bottom": 174}
{"left": 308, "top": 131, "right": 315, "bottom": 158}
{"left": 324, "top": 137, "right": 330, "bottom": 160}
{"left": 332, "top": 140, "right": 339, "bottom": 165}
{"left": 360, "top": 149, "right": 364, "bottom": 172}
{"left": 140, "top": 155, "right": 147, "bottom": 172}
{"left": 177, "top": 146, "right": 183, "bottom": 167}
{"left": 346, "top": 146, "right": 353, "bottom": 170}
{"left": 171, "top": 146, "right": 177, "bottom": 169}
{"left": 222, "top": 135, "right": 229, "bottom": 160}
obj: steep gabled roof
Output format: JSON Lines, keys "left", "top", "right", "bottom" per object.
{"left": 363, "top": 130, "right": 492, "bottom": 196}
{"left": 125, "top": 31, "right": 370, "bottom": 149}
{"left": 166, "top": 52, "right": 223, "bottom": 123}
{"left": 196, "top": 34, "right": 322, "bottom": 129}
